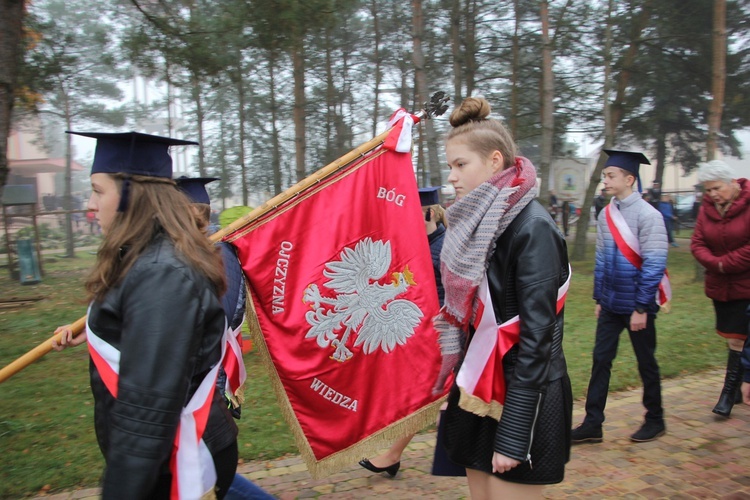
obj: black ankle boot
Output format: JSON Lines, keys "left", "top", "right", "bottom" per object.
{"left": 713, "top": 350, "right": 743, "bottom": 417}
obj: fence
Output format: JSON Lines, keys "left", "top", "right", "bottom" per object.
{"left": 1, "top": 208, "right": 102, "bottom": 279}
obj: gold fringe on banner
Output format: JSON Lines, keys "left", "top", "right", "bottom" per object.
{"left": 244, "top": 292, "right": 445, "bottom": 479}
{"left": 457, "top": 386, "right": 503, "bottom": 421}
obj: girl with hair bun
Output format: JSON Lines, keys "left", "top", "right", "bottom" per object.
{"left": 432, "top": 97, "right": 572, "bottom": 498}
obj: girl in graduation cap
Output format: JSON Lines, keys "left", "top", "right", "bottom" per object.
{"left": 56, "top": 132, "right": 238, "bottom": 499}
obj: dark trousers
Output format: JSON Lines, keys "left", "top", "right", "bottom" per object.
{"left": 664, "top": 217, "right": 675, "bottom": 243}
{"left": 583, "top": 308, "right": 663, "bottom": 427}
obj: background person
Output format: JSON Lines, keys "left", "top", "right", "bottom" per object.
{"left": 56, "top": 131, "right": 238, "bottom": 499}
{"left": 432, "top": 97, "right": 571, "bottom": 499}
{"left": 690, "top": 160, "right": 750, "bottom": 418}
{"left": 594, "top": 188, "right": 607, "bottom": 220}
{"left": 548, "top": 189, "right": 559, "bottom": 222}
{"left": 572, "top": 149, "right": 668, "bottom": 445}
{"left": 647, "top": 181, "right": 662, "bottom": 209}
{"left": 657, "top": 193, "right": 679, "bottom": 247}
{"left": 86, "top": 209, "right": 99, "bottom": 234}
{"left": 175, "top": 176, "right": 274, "bottom": 500}
{"left": 562, "top": 199, "right": 571, "bottom": 237}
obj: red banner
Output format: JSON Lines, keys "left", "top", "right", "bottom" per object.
{"left": 227, "top": 146, "right": 443, "bottom": 477}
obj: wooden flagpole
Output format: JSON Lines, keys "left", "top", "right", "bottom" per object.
{"left": 0, "top": 92, "right": 450, "bottom": 385}
{"left": 0, "top": 317, "right": 87, "bottom": 383}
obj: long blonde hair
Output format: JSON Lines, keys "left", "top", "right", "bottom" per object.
{"left": 85, "top": 174, "right": 226, "bottom": 301}
{"left": 446, "top": 97, "right": 517, "bottom": 171}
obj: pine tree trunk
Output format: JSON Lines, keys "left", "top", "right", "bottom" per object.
{"left": 510, "top": 0, "right": 520, "bottom": 138}
{"left": 412, "top": 0, "right": 428, "bottom": 185}
{"left": 464, "top": 0, "right": 477, "bottom": 97}
{"left": 707, "top": 0, "right": 726, "bottom": 161}
{"left": 0, "top": 0, "right": 25, "bottom": 190}
{"left": 293, "top": 46, "right": 307, "bottom": 183}
{"left": 370, "top": 0, "right": 382, "bottom": 137}
{"left": 269, "top": 53, "right": 282, "bottom": 196}
{"left": 64, "top": 109, "right": 75, "bottom": 259}
{"left": 191, "top": 74, "right": 206, "bottom": 177}
{"left": 572, "top": 0, "right": 651, "bottom": 261}
{"left": 450, "top": 0, "right": 463, "bottom": 104}
{"left": 539, "top": 0, "right": 554, "bottom": 205}
{"left": 236, "top": 51, "right": 249, "bottom": 206}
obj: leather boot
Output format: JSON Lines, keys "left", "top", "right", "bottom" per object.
{"left": 735, "top": 362, "right": 745, "bottom": 404}
{"left": 713, "top": 349, "right": 742, "bottom": 417}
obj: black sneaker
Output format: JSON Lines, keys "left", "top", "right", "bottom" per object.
{"left": 630, "top": 420, "right": 666, "bottom": 442}
{"left": 571, "top": 423, "right": 603, "bottom": 444}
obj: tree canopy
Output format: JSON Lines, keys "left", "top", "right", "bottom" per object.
{"left": 6, "top": 0, "right": 750, "bottom": 216}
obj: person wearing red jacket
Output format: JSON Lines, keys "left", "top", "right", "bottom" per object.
{"left": 691, "top": 160, "right": 750, "bottom": 418}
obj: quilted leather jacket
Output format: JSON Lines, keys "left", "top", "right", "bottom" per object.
{"left": 87, "top": 234, "right": 238, "bottom": 499}
{"left": 485, "top": 200, "right": 569, "bottom": 462}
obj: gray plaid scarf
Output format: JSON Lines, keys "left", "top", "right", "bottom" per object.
{"left": 436, "top": 156, "right": 538, "bottom": 356}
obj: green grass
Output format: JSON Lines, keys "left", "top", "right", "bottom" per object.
{"left": 0, "top": 254, "right": 297, "bottom": 498}
{"left": 563, "top": 245, "right": 723, "bottom": 397}
{"left": 0, "top": 242, "right": 723, "bottom": 498}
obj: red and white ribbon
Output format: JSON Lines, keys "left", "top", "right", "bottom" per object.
{"left": 86, "top": 312, "right": 233, "bottom": 499}
{"left": 604, "top": 202, "right": 671, "bottom": 306}
{"left": 383, "top": 108, "right": 420, "bottom": 153}
{"left": 222, "top": 324, "right": 246, "bottom": 396}
{"left": 456, "top": 266, "right": 571, "bottom": 419}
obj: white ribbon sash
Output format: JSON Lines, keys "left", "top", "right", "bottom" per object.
{"left": 222, "top": 324, "right": 246, "bottom": 397}
{"left": 604, "top": 201, "right": 672, "bottom": 306}
{"left": 456, "top": 265, "right": 571, "bottom": 419}
{"left": 86, "top": 313, "right": 232, "bottom": 499}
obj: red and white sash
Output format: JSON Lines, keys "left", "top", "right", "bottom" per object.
{"left": 87, "top": 311, "right": 237, "bottom": 500}
{"left": 222, "top": 324, "right": 246, "bottom": 397}
{"left": 604, "top": 202, "right": 671, "bottom": 307}
{"left": 455, "top": 266, "right": 571, "bottom": 420}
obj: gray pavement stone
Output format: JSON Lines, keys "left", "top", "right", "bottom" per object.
{"left": 29, "top": 369, "right": 750, "bottom": 499}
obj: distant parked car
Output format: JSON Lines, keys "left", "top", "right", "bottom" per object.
{"left": 675, "top": 193, "right": 696, "bottom": 220}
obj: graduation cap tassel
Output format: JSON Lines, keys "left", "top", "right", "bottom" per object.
{"left": 117, "top": 177, "right": 131, "bottom": 212}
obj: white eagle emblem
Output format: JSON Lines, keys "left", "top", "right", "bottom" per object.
{"left": 303, "top": 238, "right": 423, "bottom": 362}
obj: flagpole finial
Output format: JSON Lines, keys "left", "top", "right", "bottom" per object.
{"left": 418, "top": 91, "right": 450, "bottom": 120}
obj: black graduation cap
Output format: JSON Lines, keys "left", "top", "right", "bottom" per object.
{"left": 66, "top": 131, "right": 198, "bottom": 179}
{"left": 418, "top": 186, "right": 441, "bottom": 206}
{"left": 603, "top": 149, "right": 650, "bottom": 175}
{"left": 175, "top": 176, "right": 219, "bottom": 205}
{"left": 603, "top": 149, "right": 651, "bottom": 192}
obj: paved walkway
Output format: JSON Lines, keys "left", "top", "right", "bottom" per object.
{"left": 33, "top": 369, "right": 750, "bottom": 499}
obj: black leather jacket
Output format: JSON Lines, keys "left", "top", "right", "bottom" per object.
{"left": 88, "top": 235, "right": 238, "bottom": 499}
{"left": 486, "top": 200, "right": 569, "bottom": 461}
